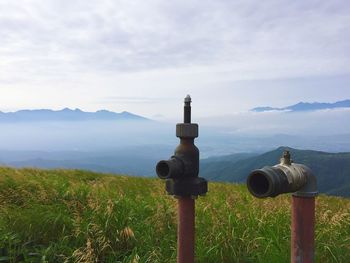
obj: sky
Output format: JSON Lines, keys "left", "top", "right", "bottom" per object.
{"left": 1, "top": 0, "right": 350, "bottom": 120}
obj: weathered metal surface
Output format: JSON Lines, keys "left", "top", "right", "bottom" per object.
{"left": 156, "top": 95, "right": 208, "bottom": 197}
{"left": 247, "top": 151, "right": 317, "bottom": 262}
{"left": 156, "top": 157, "right": 184, "bottom": 179}
{"left": 178, "top": 197, "right": 195, "bottom": 263}
{"left": 176, "top": 123, "right": 198, "bottom": 138}
{"left": 184, "top": 94, "right": 191, "bottom": 123}
{"left": 247, "top": 151, "right": 318, "bottom": 198}
{"left": 155, "top": 96, "right": 208, "bottom": 263}
{"left": 291, "top": 196, "right": 315, "bottom": 263}
{"left": 166, "top": 177, "right": 207, "bottom": 197}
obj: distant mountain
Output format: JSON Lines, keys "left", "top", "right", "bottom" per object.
{"left": 0, "top": 145, "right": 173, "bottom": 177}
{"left": 252, "top": 99, "right": 350, "bottom": 112}
{"left": 200, "top": 147, "right": 350, "bottom": 197}
{"left": 2, "top": 146, "right": 350, "bottom": 197}
{"left": 0, "top": 108, "right": 148, "bottom": 122}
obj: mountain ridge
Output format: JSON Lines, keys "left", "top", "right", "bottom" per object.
{"left": 0, "top": 108, "right": 148, "bottom": 122}
{"left": 201, "top": 146, "right": 350, "bottom": 197}
{"left": 252, "top": 99, "right": 350, "bottom": 112}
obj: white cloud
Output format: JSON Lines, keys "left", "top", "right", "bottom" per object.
{"left": 0, "top": 0, "right": 349, "bottom": 118}
{"left": 198, "top": 108, "right": 350, "bottom": 136}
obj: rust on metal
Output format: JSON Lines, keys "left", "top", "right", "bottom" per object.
{"left": 247, "top": 151, "right": 318, "bottom": 262}
{"left": 178, "top": 197, "right": 195, "bottom": 263}
{"left": 291, "top": 196, "right": 315, "bottom": 263}
{"left": 247, "top": 151, "right": 318, "bottom": 198}
{"left": 156, "top": 95, "right": 207, "bottom": 196}
{"left": 155, "top": 96, "right": 208, "bottom": 263}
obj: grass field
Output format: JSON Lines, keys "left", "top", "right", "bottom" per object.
{"left": 0, "top": 167, "right": 349, "bottom": 262}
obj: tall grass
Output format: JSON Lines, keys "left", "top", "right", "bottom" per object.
{"left": 0, "top": 167, "right": 349, "bottom": 262}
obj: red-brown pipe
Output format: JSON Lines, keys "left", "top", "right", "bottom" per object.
{"left": 178, "top": 197, "right": 195, "bottom": 263}
{"left": 291, "top": 196, "right": 315, "bottom": 263}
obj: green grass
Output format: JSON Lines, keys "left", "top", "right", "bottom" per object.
{"left": 0, "top": 167, "right": 349, "bottom": 262}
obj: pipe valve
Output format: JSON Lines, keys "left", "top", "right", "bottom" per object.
{"left": 156, "top": 95, "right": 208, "bottom": 197}
{"left": 247, "top": 150, "right": 318, "bottom": 198}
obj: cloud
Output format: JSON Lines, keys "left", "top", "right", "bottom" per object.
{"left": 98, "top": 96, "right": 172, "bottom": 104}
{"left": 1, "top": 0, "right": 350, "bottom": 77}
{"left": 199, "top": 108, "right": 350, "bottom": 136}
{"left": 0, "top": 0, "right": 349, "bottom": 118}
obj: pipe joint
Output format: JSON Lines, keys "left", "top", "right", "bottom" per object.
{"left": 156, "top": 156, "right": 185, "bottom": 179}
{"left": 156, "top": 95, "right": 208, "bottom": 197}
{"left": 247, "top": 151, "right": 318, "bottom": 198}
{"left": 292, "top": 164, "right": 318, "bottom": 197}
{"left": 176, "top": 123, "right": 198, "bottom": 138}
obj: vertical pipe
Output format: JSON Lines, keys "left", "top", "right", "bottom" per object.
{"left": 184, "top": 95, "right": 191, "bottom": 124}
{"left": 291, "top": 196, "right": 315, "bottom": 263}
{"left": 178, "top": 197, "right": 195, "bottom": 263}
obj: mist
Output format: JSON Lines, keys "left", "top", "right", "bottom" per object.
{"left": 0, "top": 120, "right": 175, "bottom": 152}
{"left": 199, "top": 108, "right": 350, "bottom": 136}
{"left": 0, "top": 108, "right": 349, "bottom": 156}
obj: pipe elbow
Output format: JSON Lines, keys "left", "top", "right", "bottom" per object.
{"left": 247, "top": 152, "right": 318, "bottom": 198}
{"left": 293, "top": 164, "right": 318, "bottom": 197}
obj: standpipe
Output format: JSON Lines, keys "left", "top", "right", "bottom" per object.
{"left": 247, "top": 150, "right": 318, "bottom": 263}
{"left": 156, "top": 95, "right": 208, "bottom": 263}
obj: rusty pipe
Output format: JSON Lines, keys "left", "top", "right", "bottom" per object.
{"left": 247, "top": 151, "right": 318, "bottom": 263}
{"left": 291, "top": 196, "right": 315, "bottom": 263}
{"left": 156, "top": 95, "right": 207, "bottom": 263}
{"left": 178, "top": 197, "right": 195, "bottom": 263}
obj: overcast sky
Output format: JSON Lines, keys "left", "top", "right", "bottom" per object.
{"left": 1, "top": 0, "right": 350, "bottom": 120}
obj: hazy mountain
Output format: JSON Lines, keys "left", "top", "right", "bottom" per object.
{"left": 201, "top": 147, "right": 350, "bottom": 197}
{"left": 0, "top": 108, "right": 148, "bottom": 122}
{"left": 1, "top": 146, "right": 350, "bottom": 197}
{"left": 0, "top": 145, "right": 174, "bottom": 177}
{"left": 252, "top": 99, "right": 350, "bottom": 112}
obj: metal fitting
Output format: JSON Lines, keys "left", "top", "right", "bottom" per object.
{"left": 156, "top": 95, "right": 208, "bottom": 197}
{"left": 176, "top": 123, "right": 198, "bottom": 138}
{"left": 156, "top": 157, "right": 184, "bottom": 179}
{"left": 247, "top": 151, "right": 318, "bottom": 198}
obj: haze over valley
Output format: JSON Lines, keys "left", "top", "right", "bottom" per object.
{"left": 0, "top": 102, "right": 349, "bottom": 196}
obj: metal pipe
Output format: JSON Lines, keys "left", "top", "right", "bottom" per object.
{"left": 184, "top": 95, "right": 191, "bottom": 123}
{"left": 247, "top": 151, "right": 318, "bottom": 263}
{"left": 156, "top": 157, "right": 184, "bottom": 179}
{"left": 291, "top": 196, "right": 315, "bottom": 263}
{"left": 178, "top": 96, "right": 195, "bottom": 263}
{"left": 178, "top": 197, "right": 195, "bottom": 263}
{"left": 156, "top": 95, "right": 207, "bottom": 263}
{"left": 247, "top": 151, "right": 318, "bottom": 198}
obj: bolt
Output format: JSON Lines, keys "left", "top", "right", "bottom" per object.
{"left": 281, "top": 150, "right": 292, "bottom": 165}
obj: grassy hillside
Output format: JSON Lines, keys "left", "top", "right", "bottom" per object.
{"left": 201, "top": 147, "right": 350, "bottom": 197}
{"left": 0, "top": 167, "right": 349, "bottom": 262}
